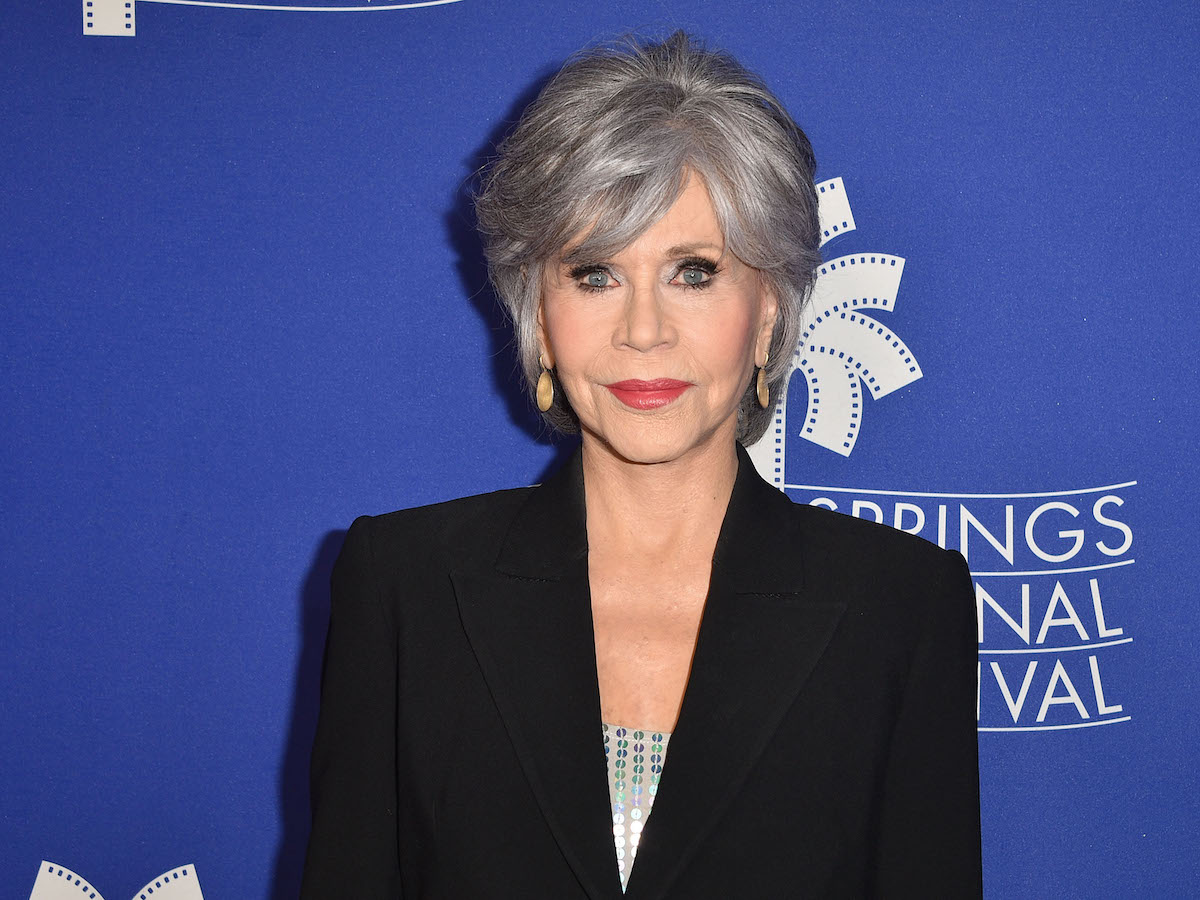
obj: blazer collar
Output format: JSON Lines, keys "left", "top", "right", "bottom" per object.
{"left": 494, "top": 443, "right": 589, "bottom": 580}
{"left": 712, "top": 441, "right": 810, "bottom": 592}
{"left": 455, "top": 442, "right": 844, "bottom": 900}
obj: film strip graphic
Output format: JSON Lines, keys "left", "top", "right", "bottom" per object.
{"left": 83, "top": 0, "right": 462, "bottom": 36}
{"left": 29, "top": 861, "right": 203, "bottom": 900}
{"left": 747, "top": 178, "right": 921, "bottom": 483}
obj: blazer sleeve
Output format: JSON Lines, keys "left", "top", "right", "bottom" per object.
{"left": 300, "top": 516, "right": 404, "bottom": 898}
{"left": 871, "top": 549, "right": 982, "bottom": 898}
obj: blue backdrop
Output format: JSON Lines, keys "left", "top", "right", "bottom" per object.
{"left": 3, "top": 2, "right": 1197, "bottom": 897}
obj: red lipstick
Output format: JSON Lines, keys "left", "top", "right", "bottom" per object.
{"left": 604, "top": 378, "right": 692, "bottom": 410}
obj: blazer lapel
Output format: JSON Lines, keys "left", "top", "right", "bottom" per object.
{"left": 624, "top": 445, "right": 846, "bottom": 900}
{"left": 452, "top": 449, "right": 623, "bottom": 900}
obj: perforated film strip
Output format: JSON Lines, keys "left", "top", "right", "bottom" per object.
{"left": 82, "top": 0, "right": 135, "bottom": 35}
{"left": 815, "top": 177, "right": 856, "bottom": 248}
{"left": 747, "top": 244, "right": 920, "bottom": 481}
{"left": 798, "top": 252, "right": 917, "bottom": 450}
{"left": 29, "top": 862, "right": 100, "bottom": 900}
{"left": 29, "top": 861, "right": 203, "bottom": 900}
{"left": 130, "top": 866, "right": 203, "bottom": 900}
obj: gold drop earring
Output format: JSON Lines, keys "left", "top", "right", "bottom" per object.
{"left": 536, "top": 353, "right": 554, "bottom": 412}
{"left": 756, "top": 351, "right": 770, "bottom": 409}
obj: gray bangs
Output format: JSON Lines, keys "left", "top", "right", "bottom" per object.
{"left": 560, "top": 163, "right": 690, "bottom": 268}
{"left": 475, "top": 31, "right": 821, "bottom": 442}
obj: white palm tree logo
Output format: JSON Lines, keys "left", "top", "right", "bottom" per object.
{"left": 747, "top": 178, "right": 922, "bottom": 484}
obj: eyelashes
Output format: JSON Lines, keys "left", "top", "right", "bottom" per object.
{"left": 568, "top": 264, "right": 615, "bottom": 292}
{"left": 674, "top": 256, "right": 720, "bottom": 288}
{"left": 567, "top": 257, "right": 722, "bottom": 293}
{"left": 676, "top": 256, "right": 720, "bottom": 276}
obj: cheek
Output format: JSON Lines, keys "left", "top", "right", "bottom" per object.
{"left": 542, "top": 299, "right": 609, "bottom": 371}
{"left": 696, "top": 307, "right": 758, "bottom": 376}
{"left": 543, "top": 313, "right": 586, "bottom": 370}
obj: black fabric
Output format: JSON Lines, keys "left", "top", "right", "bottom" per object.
{"left": 300, "top": 444, "right": 982, "bottom": 899}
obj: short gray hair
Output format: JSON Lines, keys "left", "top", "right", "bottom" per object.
{"left": 475, "top": 31, "right": 820, "bottom": 444}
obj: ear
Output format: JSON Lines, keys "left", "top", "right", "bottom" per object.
{"left": 536, "top": 298, "right": 555, "bottom": 368}
{"left": 755, "top": 282, "right": 779, "bottom": 367}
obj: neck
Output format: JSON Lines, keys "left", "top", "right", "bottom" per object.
{"left": 579, "top": 433, "right": 739, "bottom": 561}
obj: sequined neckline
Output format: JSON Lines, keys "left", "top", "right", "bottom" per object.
{"left": 601, "top": 721, "right": 673, "bottom": 736}
{"left": 602, "top": 723, "right": 671, "bottom": 892}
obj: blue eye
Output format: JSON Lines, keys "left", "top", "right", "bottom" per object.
{"left": 673, "top": 258, "right": 719, "bottom": 287}
{"left": 585, "top": 270, "right": 610, "bottom": 288}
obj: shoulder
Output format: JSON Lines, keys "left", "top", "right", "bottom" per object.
{"left": 791, "top": 501, "right": 952, "bottom": 565}
{"left": 788, "top": 500, "right": 972, "bottom": 609}
{"left": 339, "top": 485, "right": 536, "bottom": 580}
{"left": 777, "top": 500, "right": 976, "bottom": 679}
{"left": 371, "top": 485, "right": 534, "bottom": 546}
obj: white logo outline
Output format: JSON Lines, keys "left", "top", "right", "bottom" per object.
{"left": 84, "top": 0, "right": 462, "bottom": 37}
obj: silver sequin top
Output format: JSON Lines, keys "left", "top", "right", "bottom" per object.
{"left": 602, "top": 723, "right": 672, "bottom": 892}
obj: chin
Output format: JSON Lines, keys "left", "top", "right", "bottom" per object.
{"left": 584, "top": 417, "right": 728, "bottom": 467}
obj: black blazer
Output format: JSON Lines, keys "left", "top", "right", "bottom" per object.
{"left": 300, "top": 445, "right": 981, "bottom": 899}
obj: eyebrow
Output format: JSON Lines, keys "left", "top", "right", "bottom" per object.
{"left": 664, "top": 242, "right": 725, "bottom": 258}
{"left": 557, "top": 241, "right": 726, "bottom": 269}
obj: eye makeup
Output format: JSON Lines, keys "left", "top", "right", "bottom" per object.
{"left": 565, "top": 256, "right": 723, "bottom": 293}
{"left": 568, "top": 264, "right": 616, "bottom": 293}
{"left": 671, "top": 256, "right": 721, "bottom": 288}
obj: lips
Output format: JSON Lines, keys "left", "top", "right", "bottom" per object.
{"left": 604, "top": 378, "right": 692, "bottom": 410}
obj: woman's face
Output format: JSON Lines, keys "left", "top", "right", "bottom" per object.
{"left": 538, "top": 174, "right": 777, "bottom": 467}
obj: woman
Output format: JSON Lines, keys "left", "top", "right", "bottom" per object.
{"left": 301, "top": 32, "right": 981, "bottom": 899}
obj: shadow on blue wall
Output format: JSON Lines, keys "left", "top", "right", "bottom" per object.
{"left": 272, "top": 528, "right": 345, "bottom": 898}
{"left": 445, "top": 67, "right": 565, "bottom": 445}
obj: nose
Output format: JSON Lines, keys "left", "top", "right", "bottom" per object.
{"left": 617, "top": 279, "right": 673, "bottom": 352}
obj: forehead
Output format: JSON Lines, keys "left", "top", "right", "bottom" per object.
{"left": 640, "top": 176, "right": 723, "bottom": 248}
